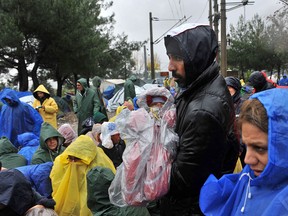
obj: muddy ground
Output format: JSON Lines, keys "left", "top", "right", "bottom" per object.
{"left": 57, "top": 111, "right": 115, "bottom": 132}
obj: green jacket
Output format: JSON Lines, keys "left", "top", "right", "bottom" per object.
{"left": 124, "top": 75, "right": 137, "bottom": 101}
{"left": 87, "top": 166, "right": 151, "bottom": 216}
{"left": 0, "top": 136, "right": 27, "bottom": 168}
{"left": 91, "top": 76, "right": 108, "bottom": 118}
{"left": 73, "top": 78, "right": 101, "bottom": 134}
{"left": 31, "top": 122, "right": 65, "bottom": 164}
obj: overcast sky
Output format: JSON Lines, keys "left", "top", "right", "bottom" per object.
{"left": 106, "top": 0, "right": 283, "bottom": 71}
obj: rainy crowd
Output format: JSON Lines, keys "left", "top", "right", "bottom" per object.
{"left": 1, "top": 23, "right": 288, "bottom": 216}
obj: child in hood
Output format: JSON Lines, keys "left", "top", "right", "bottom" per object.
{"left": 33, "top": 85, "right": 58, "bottom": 129}
{"left": 31, "top": 122, "right": 65, "bottom": 165}
{"left": 109, "top": 87, "right": 178, "bottom": 206}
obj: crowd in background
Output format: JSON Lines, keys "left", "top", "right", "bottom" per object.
{"left": 1, "top": 23, "right": 288, "bottom": 216}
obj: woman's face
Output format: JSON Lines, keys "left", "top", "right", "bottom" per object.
{"left": 37, "top": 92, "right": 44, "bottom": 98}
{"left": 76, "top": 82, "right": 83, "bottom": 91}
{"left": 227, "top": 86, "right": 236, "bottom": 96}
{"left": 242, "top": 121, "right": 268, "bottom": 177}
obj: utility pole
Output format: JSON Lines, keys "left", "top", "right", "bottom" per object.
{"left": 143, "top": 45, "right": 148, "bottom": 80}
{"left": 220, "top": 0, "right": 227, "bottom": 77}
{"left": 149, "top": 12, "right": 155, "bottom": 80}
{"left": 213, "top": 0, "right": 219, "bottom": 41}
{"left": 213, "top": 0, "right": 220, "bottom": 63}
{"left": 209, "top": 0, "right": 213, "bottom": 28}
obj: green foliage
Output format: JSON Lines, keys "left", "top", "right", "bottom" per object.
{"left": 96, "top": 34, "right": 143, "bottom": 79}
{"left": 266, "top": 7, "right": 288, "bottom": 71}
{"left": 0, "top": 0, "right": 143, "bottom": 95}
{"left": 228, "top": 12, "right": 288, "bottom": 76}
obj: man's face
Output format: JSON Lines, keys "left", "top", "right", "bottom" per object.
{"left": 77, "top": 82, "right": 83, "bottom": 91}
{"left": 242, "top": 121, "right": 268, "bottom": 177}
{"left": 111, "top": 133, "right": 121, "bottom": 145}
{"left": 168, "top": 54, "right": 186, "bottom": 87}
{"left": 46, "top": 137, "right": 58, "bottom": 151}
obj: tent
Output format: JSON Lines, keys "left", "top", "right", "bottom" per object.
{"left": 106, "top": 84, "right": 159, "bottom": 112}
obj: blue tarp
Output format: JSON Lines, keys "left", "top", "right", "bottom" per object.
{"left": 103, "top": 85, "right": 115, "bottom": 100}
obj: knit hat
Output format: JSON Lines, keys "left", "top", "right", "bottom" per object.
{"left": 248, "top": 71, "right": 266, "bottom": 90}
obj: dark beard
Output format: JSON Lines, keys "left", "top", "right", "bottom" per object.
{"left": 172, "top": 70, "right": 186, "bottom": 88}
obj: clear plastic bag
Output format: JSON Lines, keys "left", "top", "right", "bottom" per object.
{"left": 109, "top": 106, "right": 178, "bottom": 207}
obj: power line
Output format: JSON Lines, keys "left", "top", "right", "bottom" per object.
{"left": 195, "top": 0, "right": 209, "bottom": 23}
{"left": 172, "top": 0, "right": 181, "bottom": 19}
{"left": 153, "top": 15, "right": 192, "bottom": 44}
{"left": 167, "top": 0, "right": 176, "bottom": 18}
{"left": 178, "top": 0, "right": 184, "bottom": 18}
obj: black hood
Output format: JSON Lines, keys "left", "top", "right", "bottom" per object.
{"left": 0, "top": 169, "right": 34, "bottom": 215}
{"left": 165, "top": 23, "right": 218, "bottom": 87}
{"left": 225, "top": 76, "right": 241, "bottom": 91}
{"left": 225, "top": 76, "right": 241, "bottom": 103}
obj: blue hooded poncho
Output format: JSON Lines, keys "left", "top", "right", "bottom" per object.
{"left": 16, "top": 162, "right": 53, "bottom": 198}
{"left": 200, "top": 88, "right": 288, "bottom": 215}
{"left": 0, "top": 89, "right": 43, "bottom": 147}
{"left": 17, "top": 132, "right": 40, "bottom": 165}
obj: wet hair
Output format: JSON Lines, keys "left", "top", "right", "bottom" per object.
{"left": 238, "top": 99, "right": 268, "bottom": 134}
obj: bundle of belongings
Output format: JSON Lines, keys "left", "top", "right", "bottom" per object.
{"left": 108, "top": 87, "right": 178, "bottom": 206}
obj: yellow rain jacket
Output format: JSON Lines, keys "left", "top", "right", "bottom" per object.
{"left": 33, "top": 85, "right": 58, "bottom": 128}
{"left": 50, "top": 135, "right": 116, "bottom": 216}
{"left": 109, "top": 105, "right": 128, "bottom": 122}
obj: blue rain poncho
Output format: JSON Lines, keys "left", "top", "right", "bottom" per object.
{"left": 16, "top": 162, "right": 53, "bottom": 197}
{"left": 200, "top": 88, "right": 288, "bottom": 215}
{"left": 0, "top": 88, "right": 43, "bottom": 147}
{"left": 17, "top": 132, "right": 40, "bottom": 165}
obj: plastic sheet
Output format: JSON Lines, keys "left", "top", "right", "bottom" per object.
{"left": 109, "top": 100, "right": 178, "bottom": 207}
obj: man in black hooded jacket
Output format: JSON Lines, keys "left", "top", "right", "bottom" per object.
{"left": 160, "top": 23, "right": 239, "bottom": 215}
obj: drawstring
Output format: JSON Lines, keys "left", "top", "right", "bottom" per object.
{"left": 239, "top": 172, "right": 253, "bottom": 213}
